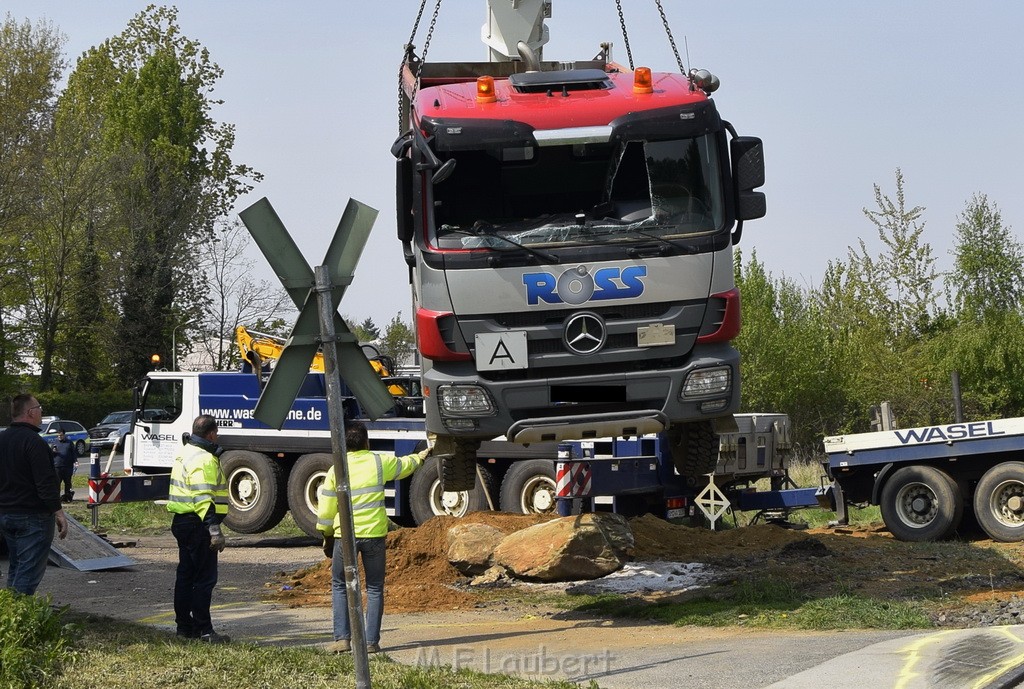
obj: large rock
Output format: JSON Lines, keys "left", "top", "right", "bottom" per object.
{"left": 447, "top": 523, "right": 506, "bottom": 575}
{"left": 492, "top": 513, "right": 634, "bottom": 582}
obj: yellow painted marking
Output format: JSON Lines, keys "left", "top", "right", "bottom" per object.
{"left": 895, "top": 630, "right": 956, "bottom": 689}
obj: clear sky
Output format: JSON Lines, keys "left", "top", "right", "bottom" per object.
{"left": 7, "top": 2, "right": 1024, "bottom": 328}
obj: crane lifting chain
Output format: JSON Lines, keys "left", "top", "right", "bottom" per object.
{"left": 398, "top": 0, "right": 443, "bottom": 134}
{"left": 615, "top": 0, "right": 686, "bottom": 75}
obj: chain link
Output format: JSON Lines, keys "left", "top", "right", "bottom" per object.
{"left": 654, "top": 0, "right": 685, "bottom": 74}
{"left": 398, "top": 0, "right": 438, "bottom": 133}
{"left": 614, "top": 0, "right": 634, "bottom": 71}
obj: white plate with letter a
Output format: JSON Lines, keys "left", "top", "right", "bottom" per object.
{"left": 475, "top": 331, "right": 528, "bottom": 371}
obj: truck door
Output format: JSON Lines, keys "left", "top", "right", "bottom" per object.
{"left": 131, "top": 377, "right": 189, "bottom": 473}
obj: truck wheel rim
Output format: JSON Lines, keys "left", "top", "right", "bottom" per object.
{"left": 520, "top": 476, "right": 556, "bottom": 514}
{"left": 228, "top": 468, "right": 260, "bottom": 512}
{"left": 431, "top": 478, "right": 469, "bottom": 517}
{"left": 895, "top": 482, "right": 938, "bottom": 528}
{"left": 304, "top": 472, "right": 328, "bottom": 514}
{"left": 988, "top": 479, "right": 1024, "bottom": 528}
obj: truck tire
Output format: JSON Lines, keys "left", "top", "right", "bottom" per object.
{"left": 668, "top": 421, "right": 719, "bottom": 486}
{"left": 973, "top": 462, "right": 1024, "bottom": 542}
{"left": 499, "top": 460, "right": 558, "bottom": 515}
{"left": 221, "top": 450, "right": 289, "bottom": 534}
{"left": 880, "top": 465, "right": 963, "bottom": 542}
{"left": 438, "top": 438, "right": 480, "bottom": 492}
{"left": 409, "top": 455, "right": 495, "bottom": 525}
{"left": 287, "top": 453, "right": 333, "bottom": 539}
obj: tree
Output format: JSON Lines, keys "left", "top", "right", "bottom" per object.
{"left": 64, "top": 6, "right": 260, "bottom": 384}
{"left": 947, "top": 194, "right": 1024, "bottom": 320}
{"left": 192, "top": 219, "right": 292, "bottom": 371}
{"left": 0, "top": 16, "right": 65, "bottom": 391}
{"left": 379, "top": 313, "right": 415, "bottom": 370}
{"left": 851, "top": 169, "right": 938, "bottom": 341}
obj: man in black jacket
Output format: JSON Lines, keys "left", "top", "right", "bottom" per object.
{"left": 0, "top": 394, "right": 69, "bottom": 594}
{"left": 52, "top": 429, "right": 78, "bottom": 503}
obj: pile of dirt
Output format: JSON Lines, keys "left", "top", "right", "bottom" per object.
{"left": 276, "top": 512, "right": 553, "bottom": 612}
{"left": 273, "top": 511, "right": 1024, "bottom": 621}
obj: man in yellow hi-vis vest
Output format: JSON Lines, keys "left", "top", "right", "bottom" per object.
{"left": 317, "top": 421, "right": 429, "bottom": 654}
{"left": 167, "top": 415, "right": 230, "bottom": 643}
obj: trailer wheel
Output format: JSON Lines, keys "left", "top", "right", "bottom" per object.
{"left": 409, "top": 455, "right": 494, "bottom": 525}
{"left": 667, "top": 421, "right": 719, "bottom": 486}
{"left": 287, "top": 453, "right": 333, "bottom": 539}
{"left": 880, "top": 465, "right": 962, "bottom": 542}
{"left": 221, "top": 450, "right": 289, "bottom": 534}
{"left": 499, "top": 460, "right": 558, "bottom": 515}
{"left": 973, "top": 462, "right": 1024, "bottom": 542}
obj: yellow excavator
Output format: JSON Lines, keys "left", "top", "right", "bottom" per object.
{"left": 234, "top": 325, "right": 409, "bottom": 397}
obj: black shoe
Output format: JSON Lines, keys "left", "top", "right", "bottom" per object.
{"left": 176, "top": 630, "right": 199, "bottom": 640}
{"left": 198, "top": 631, "right": 230, "bottom": 644}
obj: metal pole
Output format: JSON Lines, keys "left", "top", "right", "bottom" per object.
{"left": 314, "top": 265, "right": 371, "bottom": 688}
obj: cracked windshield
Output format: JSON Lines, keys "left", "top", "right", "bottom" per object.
{"left": 435, "top": 134, "right": 724, "bottom": 250}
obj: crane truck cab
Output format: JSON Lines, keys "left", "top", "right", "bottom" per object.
{"left": 394, "top": 0, "right": 766, "bottom": 490}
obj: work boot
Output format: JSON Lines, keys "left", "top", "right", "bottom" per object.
{"left": 326, "top": 639, "right": 351, "bottom": 653}
{"left": 366, "top": 643, "right": 381, "bottom": 654}
{"left": 198, "top": 631, "right": 230, "bottom": 644}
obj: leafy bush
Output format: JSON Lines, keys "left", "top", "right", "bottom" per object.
{"left": 0, "top": 590, "right": 74, "bottom": 688}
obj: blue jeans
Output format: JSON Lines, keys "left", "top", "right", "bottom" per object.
{"left": 331, "top": 536, "right": 386, "bottom": 645}
{"left": 0, "top": 513, "right": 55, "bottom": 595}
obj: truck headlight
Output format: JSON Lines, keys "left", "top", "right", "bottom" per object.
{"left": 438, "top": 384, "right": 494, "bottom": 415}
{"left": 681, "top": 367, "right": 732, "bottom": 398}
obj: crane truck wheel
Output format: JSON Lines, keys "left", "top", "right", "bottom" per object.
{"left": 667, "top": 421, "right": 719, "bottom": 486}
{"left": 973, "top": 462, "right": 1024, "bottom": 543}
{"left": 287, "top": 453, "right": 333, "bottom": 539}
{"left": 879, "top": 465, "right": 963, "bottom": 542}
{"left": 409, "top": 455, "right": 495, "bottom": 526}
{"left": 221, "top": 450, "right": 289, "bottom": 534}
{"left": 499, "top": 460, "right": 558, "bottom": 515}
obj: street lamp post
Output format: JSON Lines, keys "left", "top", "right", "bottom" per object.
{"left": 172, "top": 318, "right": 199, "bottom": 371}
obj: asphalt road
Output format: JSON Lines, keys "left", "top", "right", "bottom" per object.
{"left": 22, "top": 529, "right": 1024, "bottom": 689}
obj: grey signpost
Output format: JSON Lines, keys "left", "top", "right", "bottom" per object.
{"left": 239, "top": 197, "right": 392, "bottom": 689}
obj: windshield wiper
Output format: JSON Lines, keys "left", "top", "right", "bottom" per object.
{"left": 624, "top": 228, "right": 698, "bottom": 257}
{"left": 465, "top": 222, "right": 559, "bottom": 264}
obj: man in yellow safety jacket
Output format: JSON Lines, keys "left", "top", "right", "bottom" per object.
{"left": 317, "top": 420, "right": 429, "bottom": 654}
{"left": 167, "top": 414, "right": 230, "bottom": 643}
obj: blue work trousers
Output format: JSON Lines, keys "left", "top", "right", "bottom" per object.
{"left": 171, "top": 514, "right": 218, "bottom": 637}
{"left": 331, "top": 536, "right": 386, "bottom": 645}
{"left": 0, "top": 512, "right": 55, "bottom": 595}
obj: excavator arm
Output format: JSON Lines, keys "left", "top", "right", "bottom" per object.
{"left": 234, "top": 326, "right": 408, "bottom": 396}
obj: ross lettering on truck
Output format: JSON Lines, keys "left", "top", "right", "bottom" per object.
{"left": 523, "top": 265, "right": 647, "bottom": 306}
{"left": 893, "top": 421, "right": 1005, "bottom": 445}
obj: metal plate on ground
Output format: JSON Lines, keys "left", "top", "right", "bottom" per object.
{"left": 49, "top": 514, "right": 136, "bottom": 571}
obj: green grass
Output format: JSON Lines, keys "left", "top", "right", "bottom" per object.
{"left": 0, "top": 599, "right": 591, "bottom": 689}
{"left": 65, "top": 475, "right": 306, "bottom": 537}
{"left": 0, "top": 590, "right": 72, "bottom": 688}
{"left": 560, "top": 576, "right": 933, "bottom": 631}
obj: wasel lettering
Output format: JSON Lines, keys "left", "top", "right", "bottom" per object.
{"left": 894, "top": 421, "right": 1005, "bottom": 445}
{"left": 143, "top": 433, "right": 178, "bottom": 441}
{"left": 523, "top": 265, "right": 647, "bottom": 305}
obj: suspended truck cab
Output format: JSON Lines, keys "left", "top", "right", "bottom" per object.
{"left": 394, "top": 1, "right": 766, "bottom": 489}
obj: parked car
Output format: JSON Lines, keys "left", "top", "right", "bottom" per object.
{"left": 88, "top": 410, "right": 167, "bottom": 452}
{"left": 39, "top": 419, "right": 90, "bottom": 455}
{"left": 88, "top": 411, "right": 135, "bottom": 452}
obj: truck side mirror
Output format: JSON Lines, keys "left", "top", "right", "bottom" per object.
{"left": 731, "top": 136, "right": 766, "bottom": 221}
